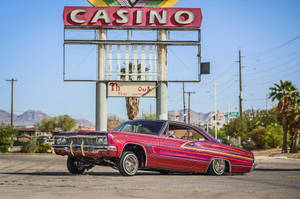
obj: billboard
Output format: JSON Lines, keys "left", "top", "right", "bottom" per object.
{"left": 63, "top": 7, "right": 202, "bottom": 28}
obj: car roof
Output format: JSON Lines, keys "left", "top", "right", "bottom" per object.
{"left": 129, "top": 119, "right": 215, "bottom": 141}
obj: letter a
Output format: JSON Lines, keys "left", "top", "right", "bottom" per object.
{"left": 91, "top": 10, "right": 111, "bottom": 24}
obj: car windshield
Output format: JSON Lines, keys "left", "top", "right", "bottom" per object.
{"left": 113, "top": 120, "right": 165, "bottom": 136}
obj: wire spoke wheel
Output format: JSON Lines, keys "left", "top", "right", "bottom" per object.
{"left": 124, "top": 155, "right": 138, "bottom": 174}
{"left": 210, "top": 159, "right": 226, "bottom": 176}
{"left": 118, "top": 151, "right": 139, "bottom": 176}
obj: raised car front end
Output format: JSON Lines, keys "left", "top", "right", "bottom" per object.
{"left": 52, "top": 133, "right": 118, "bottom": 158}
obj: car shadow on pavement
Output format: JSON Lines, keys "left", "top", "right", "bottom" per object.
{"left": 255, "top": 168, "right": 300, "bottom": 172}
{"left": 0, "top": 171, "right": 211, "bottom": 177}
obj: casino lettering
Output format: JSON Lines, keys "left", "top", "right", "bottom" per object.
{"left": 63, "top": 7, "right": 202, "bottom": 27}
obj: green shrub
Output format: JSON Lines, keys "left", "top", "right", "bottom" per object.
{"left": 0, "top": 124, "right": 17, "bottom": 152}
{"left": 250, "top": 126, "right": 268, "bottom": 149}
{"left": 21, "top": 140, "right": 38, "bottom": 153}
{"left": 37, "top": 143, "right": 52, "bottom": 153}
{"left": 265, "top": 123, "right": 282, "bottom": 148}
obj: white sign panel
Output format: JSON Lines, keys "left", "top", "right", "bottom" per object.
{"left": 108, "top": 82, "right": 156, "bottom": 97}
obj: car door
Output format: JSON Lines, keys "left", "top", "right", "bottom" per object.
{"left": 154, "top": 122, "right": 210, "bottom": 173}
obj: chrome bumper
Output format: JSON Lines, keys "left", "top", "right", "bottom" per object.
{"left": 52, "top": 144, "right": 117, "bottom": 156}
{"left": 251, "top": 163, "right": 256, "bottom": 171}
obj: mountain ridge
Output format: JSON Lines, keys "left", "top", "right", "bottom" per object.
{"left": 0, "top": 109, "right": 94, "bottom": 128}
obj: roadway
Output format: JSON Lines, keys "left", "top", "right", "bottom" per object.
{"left": 0, "top": 154, "right": 299, "bottom": 199}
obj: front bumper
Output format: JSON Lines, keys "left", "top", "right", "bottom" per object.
{"left": 251, "top": 163, "right": 256, "bottom": 171}
{"left": 52, "top": 144, "right": 117, "bottom": 157}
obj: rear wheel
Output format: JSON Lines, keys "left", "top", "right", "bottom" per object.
{"left": 67, "top": 156, "right": 86, "bottom": 174}
{"left": 208, "top": 159, "right": 226, "bottom": 176}
{"left": 118, "top": 151, "right": 139, "bottom": 176}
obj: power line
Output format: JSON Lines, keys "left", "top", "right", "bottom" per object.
{"left": 245, "top": 50, "right": 300, "bottom": 69}
{"left": 245, "top": 56, "right": 300, "bottom": 77}
{"left": 248, "top": 34, "right": 300, "bottom": 58}
{"left": 244, "top": 62, "right": 300, "bottom": 82}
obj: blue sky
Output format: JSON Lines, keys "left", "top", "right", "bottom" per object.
{"left": 0, "top": 0, "right": 300, "bottom": 122}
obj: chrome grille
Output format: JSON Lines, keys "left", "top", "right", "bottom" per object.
{"left": 69, "top": 137, "right": 97, "bottom": 145}
{"left": 54, "top": 135, "right": 107, "bottom": 146}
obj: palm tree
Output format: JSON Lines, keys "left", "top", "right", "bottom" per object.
{"left": 269, "top": 80, "right": 298, "bottom": 153}
{"left": 288, "top": 96, "right": 300, "bottom": 153}
{"left": 120, "top": 62, "right": 149, "bottom": 120}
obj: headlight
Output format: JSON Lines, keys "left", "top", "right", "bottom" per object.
{"left": 61, "top": 137, "right": 67, "bottom": 144}
{"left": 96, "top": 136, "right": 108, "bottom": 145}
{"left": 56, "top": 137, "right": 62, "bottom": 144}
{"left": 55, "top": 137, "right": 66, "bottom": 145}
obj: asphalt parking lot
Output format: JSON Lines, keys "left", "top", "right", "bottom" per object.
{"left": 0, "top": 154, "right": 300, "bottom": 199}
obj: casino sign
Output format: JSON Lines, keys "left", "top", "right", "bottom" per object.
{"left": 87, "top": 0, "right": 179, "bottom": 8}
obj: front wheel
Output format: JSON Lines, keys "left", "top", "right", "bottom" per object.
{"left": 208, "top": 159, "right": 226, "bottom": 176}
{"left": 67, "top": 156, "right": 86, "bottom": 174}
{"left": 118, "top": 151, "right": 139, "bottom": 176}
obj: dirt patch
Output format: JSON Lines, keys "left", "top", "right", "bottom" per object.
{"left": 253, "top": 148, "right": 300, "bottom": 159}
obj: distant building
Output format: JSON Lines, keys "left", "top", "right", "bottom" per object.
{"left": 207, "top": 110, "right": 226, "bottom": 130}
{"left": 17, "top": 126, "right": 52, "bottom": 138}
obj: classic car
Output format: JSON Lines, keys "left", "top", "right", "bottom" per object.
{"left": 53, "top": 120, "right": 255, "bottom": 176}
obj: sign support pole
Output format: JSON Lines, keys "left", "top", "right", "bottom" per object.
{"left": 156, "top": 30, "right": 168, "bottom": 120}
{"left": 96, "top": 29, "right": 107, "bottom": 131}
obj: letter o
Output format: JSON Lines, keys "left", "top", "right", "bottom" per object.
{"left": 174, "top": 10, "right": 195, "bottom": 25}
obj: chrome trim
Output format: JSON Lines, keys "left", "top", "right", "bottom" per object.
{"left": 54, "top": 135, "right": 108, "bottom": 145}
{"left": 70, "top": 141, "right": 74, "bottom": 156}
{"left": 53, "top": 144, "right": 117, "bottom": 151}
{"left": 251, "top": 163, "right": 256, "bottom": 171}
{"left": 81, "top": 141, "right": 85, "bottom": 156}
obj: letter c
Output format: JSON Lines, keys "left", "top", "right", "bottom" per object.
{"left": 70, "top": 9, "right": 86, "bottom": 24}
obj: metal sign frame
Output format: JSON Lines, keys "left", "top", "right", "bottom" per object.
{"left": 63, "top": 25, "right": 201, "bottom": 83}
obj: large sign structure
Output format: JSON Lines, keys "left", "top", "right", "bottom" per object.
{"left": 64, "top": 7, "right": 201, "bottom": 27}
{"left": 87, "top": 0, "right": 179, "bottom": 8}
{"left": 63, "top": 0, "right": 205, "bottom": 131}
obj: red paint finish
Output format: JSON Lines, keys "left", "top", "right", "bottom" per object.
{"left": 63, "top": 7, "right": 202, "bottom": 28}
{"left": 53, "top": 120, "right": 255, "bottom": 174}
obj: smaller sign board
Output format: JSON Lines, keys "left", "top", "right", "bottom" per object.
{"left": 224, "top": 112, "right": 239, "bottom": 117}
{"left": 108, "top": 82, "right": 156, "bottom": 97}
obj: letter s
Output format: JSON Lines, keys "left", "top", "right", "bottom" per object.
{"left": 116, "top": 9, "right": 129, "bottom": 24}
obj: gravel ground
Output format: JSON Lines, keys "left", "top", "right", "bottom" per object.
{"left": 0, "top": 154, "right": 300, "bottom": 199}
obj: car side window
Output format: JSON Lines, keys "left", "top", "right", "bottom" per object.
{"left": 168, "top": 123, "right": 208, "bottom": 141}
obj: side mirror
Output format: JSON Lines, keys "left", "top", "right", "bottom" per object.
{"left": 217, "top": 139, "right": 224, "bottom": 144}
{"left": 167, "top": 131, "right": 175, "bottom": 138}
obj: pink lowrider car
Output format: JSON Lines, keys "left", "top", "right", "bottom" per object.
{"left": 53, "top": 120, "right": 255, "bottom": 176}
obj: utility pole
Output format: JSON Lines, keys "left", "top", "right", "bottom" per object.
{"left": 238, "top": 50, "right": 243, "bottom": 118}
{"left": 6, "top": 78, "right": 17, "bottom": 127}
{"left": 186, "top": 91, "right": 196, "bottom": 124}
{"left": 213, "top": 83, "right": 218, "bottom": 139}
{"left": 182, "top": 83, "right": 186, "bottom": 123}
